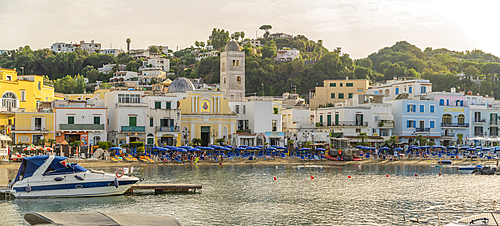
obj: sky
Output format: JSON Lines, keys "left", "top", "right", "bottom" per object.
{"left": 1, "top": 0, "right": 499, "bottom": 59}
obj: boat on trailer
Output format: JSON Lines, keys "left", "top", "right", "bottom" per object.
{"left": 6, "top": 155, "right": 139, "bottom": 198}
{"left": 404, "top": 200, "right": 500, "bottom": 225}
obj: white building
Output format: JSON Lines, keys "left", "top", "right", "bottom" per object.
{"left": 275, "top": 49, "right": 300, "bottom": 62}
{"left": 110, "top": 71, "right": 138, "bottom": 83}
{"left": 139, "top": 68, "right": 166, "bottom": 84}
{"left": 145, "top": 95, "right": 182, "bottom": 146}
{"left": 228, "top": 101, "right": 284, "bottom": 146}
{"left": 98, "top": 63, "right": 126, "bottom": 74}
{"left": 51, "top": 42, "right": 76, "bottom": 53}
{"left": 242, "top": 39, "right": 262, "bottom": 47}
{"left": 129, "top": 49, "right": 161, "bottom": 59}
{"left": 140, "top": 58, "right": 170, "bottom": 72}
{"left": 366, "top": 78, "right": 433, "bottom": 101}
{"left": 54, "top": 107, "right": 108, "bottom": 147}
{"left": 101, "top": 48, "right": 125, "bottom": 57}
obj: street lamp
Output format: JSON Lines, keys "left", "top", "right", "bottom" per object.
{"left": 211, "top": 129, "right": 218, "bottom": 144}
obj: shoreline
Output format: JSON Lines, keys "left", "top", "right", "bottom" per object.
{"left": 0, "top": 158, "right": 496, "bottom": 170}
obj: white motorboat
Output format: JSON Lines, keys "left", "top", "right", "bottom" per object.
{"left": 404, "top": 200, "right": 500, "bottom": 225}
{"left": 7, "top": 155, "right": 139, "bottom": 198}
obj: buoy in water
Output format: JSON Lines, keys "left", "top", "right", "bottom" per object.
{"left": 348, "top": 175, "right": 351, "bottom": 178}
{"left": 274, "top": 177, "right": 276, "bottom": 180}
{"left": 439, "top": 173, "right": 442, "bottom": 176}
{"left": 386, "top": 175, "right": 389, "bottom": 177}
{"left": 415, "top": 174, "right": 418, "bottom": 177}
{"left": 311, "top": 176, "right": 314, "bottom": 179}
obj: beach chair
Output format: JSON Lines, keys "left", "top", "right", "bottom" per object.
{"left": 281, "top": 153, "right": 286, "bottom": 158}
{"left": 110, "top": 156, "right": 119, "bottom": 163}
{"left": 128, "top": 155, "right": 138, "bottom": 162}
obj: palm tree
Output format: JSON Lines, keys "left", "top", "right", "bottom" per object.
{"left": 358, "top": 132, "right": 369, "bottom": 146}
{"left": 126, "top": 38, "right": 131, "bottom": 52}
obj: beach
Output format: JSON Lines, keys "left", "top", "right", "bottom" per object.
{"left": 0, "top": 158, "right": 497, "bottom": 171}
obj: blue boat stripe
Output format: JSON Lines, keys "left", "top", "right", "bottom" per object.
{"left": 15, "top": 180, "right": 137, "bottom": 192}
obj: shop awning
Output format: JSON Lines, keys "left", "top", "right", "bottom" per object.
{"left": 330, "top": 132, "right": 343, "bottom": 138}
{"left": 377, "top": 113, "right": 394, "bottom": 121}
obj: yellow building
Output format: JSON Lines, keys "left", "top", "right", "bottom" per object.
{"left": 309, "top": 79, "right": 369, "bottom": 109}
{"left": 63, "top": 93, "right": 95, "bottom": 101}
{"left": 0, "top": 68, "right": 59, "bottom": 133}
{"left": 179, "top": 90, "right": 237, "bottom": 146}
{"left": 11, "top": 112, "right": 55, "bottom": 145}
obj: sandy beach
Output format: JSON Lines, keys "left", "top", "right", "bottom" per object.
{"left": 0, "top": 158, "right": 497, "bottom": 170}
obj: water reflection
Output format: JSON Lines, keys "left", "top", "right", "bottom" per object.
{"left": 1, "top": 164, "right": 499, "bottom": 225}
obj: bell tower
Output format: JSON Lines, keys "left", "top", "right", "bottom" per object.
{"left": 220, "top": 41, "right": 245, "bottom": 102}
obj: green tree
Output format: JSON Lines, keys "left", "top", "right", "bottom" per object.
{"left": 457, "top": 133, "right": 463, "bottom": 145}
{"left": 358, "top": 132, "right": 368, "bottom": 145}
{"left": 192, "top": 138, "right": 202, "bottom": 146}
{"left": 195, "top": 41, "right": 200, "bottom": 48}
{"left": 464, "top": 65, "right": 480, "bottom": 76}
{"left": 126, "top": 38, "right": 131, "bottom": 52}
{"left": 149, "top": 46, "right": 159, "bottom": 53}
{"left": 209, "top": 28, "right": 230, "bottom": 51}
{"left": 259, "top": 25, "right": 272, "bottom": 33}
{"left": 261, "top": 40, "right": 277, "bottom": 58}
{"left": 240, "top": 31, "right": 245, "bottom": 40}
{"left": 200, "top": 41, "right": 205, "bottom": 48}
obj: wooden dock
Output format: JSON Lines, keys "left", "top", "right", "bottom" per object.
{"left": 125, "top": 183, "right": 202, "bottom": 195}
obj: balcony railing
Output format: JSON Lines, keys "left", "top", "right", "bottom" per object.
{"left": 121, "top": 126, "right": 145, "bottom": 132}
{"left": 415, "top": 128, "right": 430, "bottom": 132}
{"left": 318, "top": 121, "right": 368, "bottom": 127}
{"left": 155, "top": 126, "right": 179, "bottom": 132}
{"left": 60, "top": 124, "right": 105, "bottom": 130}
{"left": 441, "top": 132, "right": 455, "bottom": 137}
{"left": 441, "top": 123, "right": 469, "bottom": 127}
{"left": 490, "top": 121, "right": 498, "bottom": 125}
{"left": 474, "top": 118, "right": 486, "bottom": 123}
{"left": 377, "top": 120, "right": 395, "bottom": 128}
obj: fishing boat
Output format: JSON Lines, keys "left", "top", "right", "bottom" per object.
{"left": 404, "top": 200, "right": 500, "bottom": 225}
{"left": 6, "top": 155, "right": 139, "bottom": 198}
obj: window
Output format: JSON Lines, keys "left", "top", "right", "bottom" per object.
{"left": 166, "top": 102, "right": 171, "bottom": 109}
{"left": 6, "top": 75, "right": 11, "bottom": 81}
{"left": 330, "top": 83, "right": 336, "bottom": 87}
{"left": 442, "top": 114, "right": 452, "bottom": 124}
{"left": 236, "top": 60, "right": 239, "bottom": 66}
{"left": 93, "top": 116, "right": 100, "bottom": 125}
{"left": 38, "top": 82, "right": 41, "bottom": 90}
{"left": 474, "top": 126, "right": 483, "bottom": 136}
{"left": 409, "top": 86, "right": 412, "bottom": 93}
{"left": 118, "top": 94, "right": 141, "bottom": 103}
{"left": 430, "top": 121, "right": 435, "bottom": 128}
{"left": 419, "top": 105, "right": 424, "bottom": 113}
{"left": 243, "top": 105, "right": 246, "bottom": 114}
{"left": 129, "top": 117, "right": 137, "bottom": 126}
{"left": 155, "top": 102, "right": 161, "bottom": 109}
{"left": 439, "top": 99, "right": 444, "bottom": 105}
{"left": 430, "top": 105, "right": 435, "bottom": 113}
{"left": 348, "top": 93, "right": 353, "bottom": 98}
{"left": 358, "top": 89, "right": 364, "bottom": 92}
{"left": 21, "top": 90, "right": 26, "bottom": 102}
{"left": 150, "top": 118, "right": 153, "bottom": 127}
{"left": 458, "top": 114, "right": 465, "bottom": 124}
{"left": 421, "top": 86, "right": 426, "bottom": 93}
{"left": 147, "top": 138, "right": 154, "bottom": 145}
{"left": 237, "top": 76, "right": 241, "bottom": 83}
{"left": 407, "top": 104, "right": 415, "bottom": 113}
{"left": 232, "top": 60, "right": 235, "bottom": 66}
{"left": 235, "top": 105, "right": 240, "bottom": 114}
{"left": 68, "top": 116, "right": 74, "bottom": 124}
{"left": 395, "top": 87, "right": 399, "bottom": 95}
{"left": 374, "top": 91, "right": 379, "bottom": 95}
{"left": 346, "top": 83, "right": 353, "bottom": 87}
{"left": 407, "top": 120, "right": 415, "bottom": 128}
{"left": 338, "top": 93, "right": 344, "bottom": 99}
{"left": 331, "top": 93, "right": 335, "bottom": 99}
{"left": 339, "top": 83, "right": 343, "bottom": 87}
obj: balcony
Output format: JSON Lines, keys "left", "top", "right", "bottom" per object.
{"left": 474, "top": 118, "right": 486, "bottom": 124}
{"left": 318, "top": 121, "right": 368, "bottom": 127}
{"left": 441, "top": 132, "right": 455, "bottom": 137}
{"left": 490, "top": 121, "right": 499, "bottom": 126}
{"left": 441, "top": 123, "right": 469, "bottom": 128}
{"left": 121, "top": 126, "right": 145, "bottom": 132}
{"left": 155, "top": 126, "right": 179, "bottom": 132}
{"left": 60, "top": 124, "right": 105, "bottom": 130}
{"left": 236, "top": 129, "right": 252, "bottom": 135}
{"left": 377, "top": 120, "right": 395, "bottom": 128}
{"left": 415, "top": 128, "right": 430, "bottom": 132}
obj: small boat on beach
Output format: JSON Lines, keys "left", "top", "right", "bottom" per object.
{"left": 458, "top": 165, "right": 482, "bottom": 170}
{"left": 6, "top": 155, "right": 139, "bottom": 198}
{"left": 438, "top": 160, "right": 453, "bottom": 164}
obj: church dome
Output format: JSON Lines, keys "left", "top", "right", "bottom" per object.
{"left": 162, "top": 78, "right": 172, "bottom": 86}
{"left": 166, "top": 77, "right": 195, "bottom": 93}
{"left": 225, "top": 41, "right": 241, "bottom": 51}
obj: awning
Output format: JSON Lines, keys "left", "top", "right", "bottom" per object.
{"left": 330, "top": 132, "right": 343, "bottom": 138}
{"left": 377, "top": 113, "right": 394, "bottom": 121}
{"left": 0, "top": 134, "right": 12, "bottom": 141}
{"left": 24, "top": 212, "right": 183, "bottom": 226}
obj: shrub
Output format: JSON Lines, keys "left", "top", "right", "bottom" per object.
{"left": 98, "top": 141, "right": 113, "bottom": 150}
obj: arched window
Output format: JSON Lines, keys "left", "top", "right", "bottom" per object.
{"left": 224, "top": 77, "right": 226, "bottom": 84}
{"left": 439, "top": 99, "right": 444, "bottom": 105}
{"left": 237, "top": 76, "right": 241, "bottom": 83}
{"left": 442, "top": 113, "right": 452, "bottom": 124}
{"left": 385, "top": 89, "right": 389, "bottom": 97}
{"left": 2, "top": 92, "right": 17, "bottom": 109}
{"left": 446, "top": 99, "right": 449, "bottom": 106}
{"left": 93, "top": 136, "right": 101, "bottom": 145}
{"left": 457, "top": 114, "right": 465, "bottom": 124}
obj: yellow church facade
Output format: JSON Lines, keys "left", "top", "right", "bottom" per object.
{"left": 179, "top": 91, "right": 237, "bottom": 146}
{"left": 0, "top": 68, "right": 60, "bottom": 134}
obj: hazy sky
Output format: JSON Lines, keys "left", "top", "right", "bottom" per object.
{"left": 1, "top": 0, "right": 499, "bottom": 59}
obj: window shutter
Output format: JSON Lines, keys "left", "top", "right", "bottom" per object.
{"left": 407, "top": 120, "right": 410, "bottom": 128}
{"left": 42, "top": 118, "right": 46, "bottom": 130}
{"left": 31, "top": 117, "right": 35, "bottom": 130}
{"left": 407, "top": 105, "right": 410, "bottom": 112}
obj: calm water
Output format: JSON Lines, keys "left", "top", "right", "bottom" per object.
{"left": 1, "top": 163, "right": 499, "bottom": 225}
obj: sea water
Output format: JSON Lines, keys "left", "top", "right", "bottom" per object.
{"left": 0, "top": 163, "right": 497, "bottom": 225}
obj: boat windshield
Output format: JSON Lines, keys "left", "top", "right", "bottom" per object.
{"left": 43, "top": 160, "right": 87, "bottom": 176}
